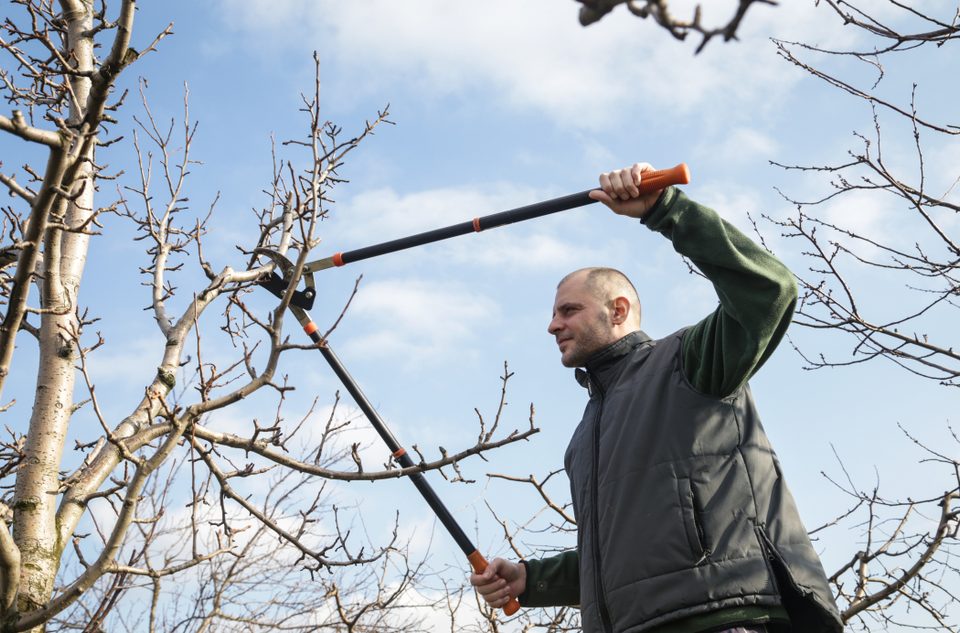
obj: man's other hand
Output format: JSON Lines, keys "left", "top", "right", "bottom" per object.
{"left": 470, "top": 558, "right": 526, "bottom": 609}
{"left": 590, "top": 162, "right": 664, "bottom": 219}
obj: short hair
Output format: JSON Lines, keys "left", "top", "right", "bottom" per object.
{"left": 559, "top": 267, "right": 642, "bottom": 325}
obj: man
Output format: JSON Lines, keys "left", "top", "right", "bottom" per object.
{"left": 471, "top": 163, "right": 843, "bottom": 633}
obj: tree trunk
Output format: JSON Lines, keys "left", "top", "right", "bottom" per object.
{"left": 11, "top": 1, "right": 95, "bottom": 622}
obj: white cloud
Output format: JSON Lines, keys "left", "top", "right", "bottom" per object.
{"left": 666, "top": 276, "right": 718, "bottom": 321}
{"left": 756, "top": 186, "right": 898, "bottom": 271}
{"left": 215, "top": 0, "right": 864, "bottom": 131}
{"left": 821, "top": 189, "right": 895, "bottom": 245}
{"left": 389, "top": 582, "right": 489, "bottom": 631}
{"left": 926, "top": 136, "right": 960, "bottom": 219}
{"left": 86, "top": 336, "right": 164, "bottom": 386}
{"left": 334, "top": 184, "right": 542, "bottom": 243}
{"left": 344, "top": 278, "right": 500, "bottom": 361}
{"left": 444, "top": 230, "right": 598, "bottom": 270}
{"left": 694, "top": 183, "right": 769, "bottom": 243}
{"left": 701, "top": 128, "right": 780, "bottom": 167}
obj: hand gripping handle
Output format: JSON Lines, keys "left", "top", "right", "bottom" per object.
{"left": 468, "top": 551, "right": 521, "bottom": 616}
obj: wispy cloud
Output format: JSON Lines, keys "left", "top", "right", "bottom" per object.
{"left": 693, "top": 184, "right": 771, "bottom": 244}
{"left": 700, "top": 128, "right": 780, "bottom": 167}
{"left": 344, "top": 278, "right": 500, "bottom": 362}
{"left": 215, "top": 0, "right": 860, "bottom": 131}
{"left": 444, "top": 230, "right": 598, "bottom": 270}
{"left": 86, "top": 336, "right": 164, "bottom": 387}
{"left": 332, "top": 184, "right": 543, "bottom": 244}
{"left": 821, "top": 189, "right": 896, "bottom": 246}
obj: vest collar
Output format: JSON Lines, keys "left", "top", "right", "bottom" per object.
{"left": 574, "top": 330, "right": 652, "bottom": 392}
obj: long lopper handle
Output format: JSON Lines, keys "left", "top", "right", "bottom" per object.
{"left": 302, "top": 322, "right": 521, "bottom": 618}
{"left": 304, "top": 163, "right": 691, "bottom": 272}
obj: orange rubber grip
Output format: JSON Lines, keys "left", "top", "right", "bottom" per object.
{"left": 637, "top": 163, "right": 691, "bottom": 193}
{"left": 468, "top": 550, "right": 520, "bottom": 616}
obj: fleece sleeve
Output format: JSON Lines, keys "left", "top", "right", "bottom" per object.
{"left": 518, "top": 550, "right": 580, "bottom": 608}
{"left": 642, "top": 187, "right": 798, "bottom": 398}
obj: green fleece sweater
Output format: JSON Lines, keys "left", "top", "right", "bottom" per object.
{"left": 519, "top": 187, "right": 798, "bottom": 632}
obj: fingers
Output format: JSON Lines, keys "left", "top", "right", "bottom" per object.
{"left": 599, "top": 170, "right": 632, "bottom": 200}
{"left": 477, "top": 579, "right": 514, "bottom": 607}
{"left": 468, "top": 560, "right": 499, "bottom": 591}
{"left": 593, "top": 162, "right": 662, "bottom": 219}
{"left": 470, "top": 571, "right": 511, "bottom": 607}
{"left": 588, "top": 189, "right": 613, "bottom": 205}
{"left": 469, "top": 558, "right": 517, "bottom": 608}
{"left": 599, "top": 163, "right": 654, "bottom": 201}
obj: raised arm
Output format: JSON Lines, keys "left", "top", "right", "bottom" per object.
{"left": 593, "top": 163, "right": 798, "bottom": 397}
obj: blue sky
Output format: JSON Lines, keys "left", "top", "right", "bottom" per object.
{"left": 4, "top": 0, "right": 958, "bottom": 628}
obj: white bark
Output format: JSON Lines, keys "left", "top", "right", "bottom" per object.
{"left": 11, "top": 1, "right": 94, "bottom": 616}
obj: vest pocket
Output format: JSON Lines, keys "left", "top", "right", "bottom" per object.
{"left": 756, "top": 525, "right": 837, "bottom": 631}
{"left": 678, "top": 477, "right": 710, "bottom": 564}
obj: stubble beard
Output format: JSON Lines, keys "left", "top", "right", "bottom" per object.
{"left": 561, "top": 318, "right": 612, "bottom": 368}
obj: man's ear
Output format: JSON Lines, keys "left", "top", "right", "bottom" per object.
{"left": 610, "top": 296, "right": 631, "bottom": 325}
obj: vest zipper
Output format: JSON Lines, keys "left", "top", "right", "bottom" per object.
{"left": 689, "top": 480, "right": 712, "bottom": 564}
{"left": 588, "top": 372, "right": 615, "bottom": 633}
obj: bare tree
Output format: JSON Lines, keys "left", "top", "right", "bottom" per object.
{"left": 573, "top": 0, "right": 778, "bottom": 53}
{"left": 47, "top": 461, "right": 430, "bottom": 632}
{"left": 810, "top": 428, "right": 960, "bottom": 631}
{"left": 765, "top": 1, "right": 960, "bottom": 629}
{"left": 0, "top": 2, "right": 535, "bottom": 630}
{"left": 768, "top": 1, "right": 960, "bottom": 387}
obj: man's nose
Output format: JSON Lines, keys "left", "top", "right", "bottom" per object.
{"left": 547, "top": 316, "right": 561, "bottom": 335}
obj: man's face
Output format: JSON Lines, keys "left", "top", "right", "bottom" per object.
{"left": 548, "top": 275, "right": 616, "bottom": 368}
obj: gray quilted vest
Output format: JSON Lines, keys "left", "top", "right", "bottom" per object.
{"left": 564, "top": 330, "right": 842, "bottom": 633}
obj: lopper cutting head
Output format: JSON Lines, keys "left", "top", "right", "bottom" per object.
{"left": 255, "top": 248, "right": 317, "bottom": 313}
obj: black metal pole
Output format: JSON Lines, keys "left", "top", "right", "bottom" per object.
{"left": 301, "top": 324, "right": 520, "bottom": 614}
{"left": 304, "top": 162, "right": 689, "bottom": 273}
{"left": 310, "top": 332, "right": 476, "bottom": 553}
{"left": 331, "top": 189, "right": 594, "bottom": 268}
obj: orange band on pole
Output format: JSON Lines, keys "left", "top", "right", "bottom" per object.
{"left": 333, "top": 252, "right": 345, "bottom": 267}
{"left": 392, "top": 448, "right": 406, "bottom": 459}
{"left": 472, "top": 217, "right": 482, "bottom": 232}
{"left": 303, "top": 322, "right": 319, "bottom": 335}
